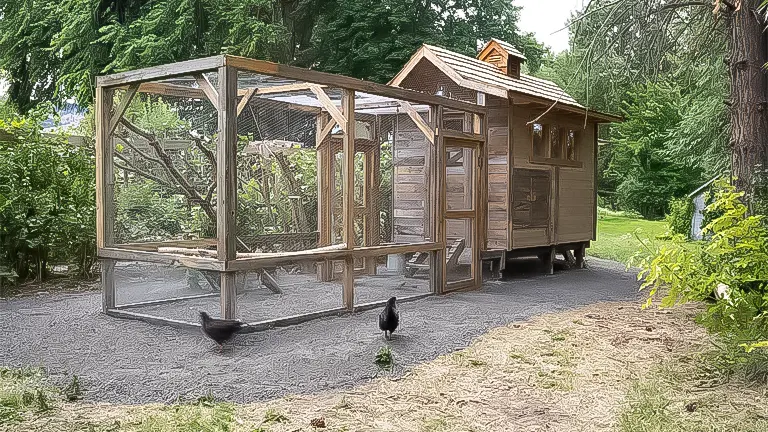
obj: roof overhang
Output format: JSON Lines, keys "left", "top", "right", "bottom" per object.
{"left": 509, "top": 90, "right": 622, "bottom": 124}
{"left": 389, "top": 45, "right": 508, "bottom": 99}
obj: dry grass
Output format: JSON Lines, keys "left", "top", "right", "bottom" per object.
{"left": 6, "top": 300, "right": 768, "bottom": 431}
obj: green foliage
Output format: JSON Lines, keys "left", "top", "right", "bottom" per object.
{"left": 591, "top": 212, "right": 668, "bottom": 265}
{"left": 634, "top": 180, "right": 768, "bottom": 351}
{"left": 62, "top": 375, "right": 82, "bottom": 402}
{"left": 135, "top": 399, "right": 235, "bottom": 432}
{"left": 375, "top": 346, "right": 394, "bottom": 370}
{"left": 665, "top": 198, "right": 693, "bottom": 238}
{"left": 114, "top": 181, "right": 193, "bottom": 243}
{"left": 609, "top": 81, "right": 703, "bottom": 219}
{"left": 0, "top": 110, "right": 97, "bottom": 281}
{"left": 0, "top": 0, "right": 545, "bottom": 111}
{"left": 0, "top": 367, "right": 57, "bottom": 424}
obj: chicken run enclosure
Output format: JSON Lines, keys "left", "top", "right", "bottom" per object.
{"left": 95, "top": 55, "right": 490, "bottom": 328}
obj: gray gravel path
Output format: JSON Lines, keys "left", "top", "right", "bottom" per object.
{"left": 0, "top": 258, "right": 640, "bottom": 405}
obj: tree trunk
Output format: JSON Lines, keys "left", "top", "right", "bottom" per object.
{"left": 728, "top": 1, "right": 768, "bottom": 200}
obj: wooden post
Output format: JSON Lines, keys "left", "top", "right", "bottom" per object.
{"left": 316, "top": 113, "right": 335, "bottom": 282}
{"left": 96, "top": 86, "right": 116, "bottom": 312}
{"left": 341, "top": 89, "right": 355, "bottom": 310}
{"left": 101, "top": 259, "right": 116, "bottom": 311}
{"left": 218, "top": 65, "right": 238, "bottom": 319}
{"left": 364, "top": 145, "right": 380, "bottom": 275}
{"left": 544, "top": 245, "right": 555, "bottom": 275}
{"left": 430, "top": 106, "right": 445, "bottom": 294}
{"left": 575, "top": 243, "right": 586, "bottom": 269}
{"left": 593, "top": 123, "right": 599, "bottom": 241}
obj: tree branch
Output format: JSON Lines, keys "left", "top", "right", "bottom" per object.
{"left": 114, "top": 157, "right": 174, "bottom": 190}
{"left": 119, "top": 118, "right": 216, "bottom": 222}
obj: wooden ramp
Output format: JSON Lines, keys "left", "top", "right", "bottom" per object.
{"left": 405, "top": 237, "right": 466, "bottom": 277}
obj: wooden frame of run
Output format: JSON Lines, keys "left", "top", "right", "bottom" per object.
{"left": 95, "top": 54, "right": 485, "bottom": 328}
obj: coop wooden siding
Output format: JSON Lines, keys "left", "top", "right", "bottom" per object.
{"left": 557, "top": 126, "right": 595, "bottom": 243}
{"left": 510, "top": 105, "right": 551, "bottom": 247}
{"left": 486, "top": 96, "right": 509, "bottom": 250}
{"left": 393, "top": 114, "right": 429, "bottom": 244}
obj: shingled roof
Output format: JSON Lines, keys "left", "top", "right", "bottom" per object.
{"left": 389, "top": 43, "right": 621, "bottom": 123}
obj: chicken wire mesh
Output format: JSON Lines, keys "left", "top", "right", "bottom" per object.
{"left": 109, "top": 74, "right": 220, "bottom": 247}
{"left": 99, "top": 61, "right": 490, "bottom": 326}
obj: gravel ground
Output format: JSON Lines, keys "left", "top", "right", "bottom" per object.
{"left": 0, "top": 257, "right": 640, "bottom": 405}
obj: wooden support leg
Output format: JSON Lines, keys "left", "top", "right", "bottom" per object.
{"left": 575, "top": 243, "right": 586, "bottom": 269}
{"left": 490, "top": 259, "right": 502, "bottom": 280}
{"left": 541, "top": 246, "right": 555, "bottom": 275}
{"left": 260, "top": 269, "right": 282, "bottom": 294}
{"left": 101, "top": 259, "right": 116, "bottom": 312}
{"left": 343, "top": 256, "right": 354, "bottom": 310}
{"left": 220, "top": 272, "right": 237, "bottom": 319}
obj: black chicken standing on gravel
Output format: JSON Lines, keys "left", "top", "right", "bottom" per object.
{"left": 199, "top": 311, "right": 246, "bottom": 352}
{"left": 378, "top": 297, "right": 399, "bottom": 340}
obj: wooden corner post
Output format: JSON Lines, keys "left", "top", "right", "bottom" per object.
{"left": 218, "top": 65, "right": 239, "bottom": 319}
{"left": 96, "top": 86, "right": 116, "bottom": 312}
{"left": 431, "top": 105, "right": 446, "bottom": 294}
{"left": 342, "top": 89, "right": 356, "bottom": 310}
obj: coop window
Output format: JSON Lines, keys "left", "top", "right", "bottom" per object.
{"left": 550, "top": 125, "right": 562, "bottom": 159}
{"left": 566, "top": 130, "right": 577, "bottom": 161}
{"left": 532, "top": 123, "right": 545, "bottom": 157}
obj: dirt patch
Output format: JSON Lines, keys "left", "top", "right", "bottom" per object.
{"left": 11, "top": 298, "right": 767, "bottom": 432}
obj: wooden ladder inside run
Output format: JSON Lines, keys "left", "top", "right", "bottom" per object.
{"left": 404, "top": 237, "right": 466, "bottom": 277}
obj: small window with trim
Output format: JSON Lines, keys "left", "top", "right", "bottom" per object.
{"left": 532, "top": 123, "right": 545, "bottom": 157}
{"left": 550, "top": 125, "right": 562, "bottom": 159}
{"left": 530, "top": 123, "right": 582, "bottom": 167}
{"left": 566, "top": 129, "right": 577, "bottom": 161}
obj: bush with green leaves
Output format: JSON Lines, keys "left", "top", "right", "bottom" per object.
{"left": 0, "top": 111, "right": 97, "bottom": 281}
{"left": 634, "top": 179, "right": 768, "bottom": 352}
{"left": 665, "top": 197, "right": 693, "bottom": 238}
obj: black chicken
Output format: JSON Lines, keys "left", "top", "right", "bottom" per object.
{"left": 378, "top": 297, "right": 399, "bottom": 340}
{"left": 199, "top": 311, "right": 246, "bottom": 352}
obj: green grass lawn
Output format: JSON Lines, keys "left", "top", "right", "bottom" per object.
{"left": 590, "top": 211, "right": 669, "bottom": 265}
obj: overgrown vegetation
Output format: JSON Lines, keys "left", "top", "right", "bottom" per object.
{"left": 634, "top": 180, "right": 768, "bottom": 353}
{"left": 665, "top": 197, "right": 694, "bottom": 238}
{"left": 0, "top": 368, "right": 57, "bottom": 425}
{"left": 0, "top": 109, "right": 97, "bottom": 282}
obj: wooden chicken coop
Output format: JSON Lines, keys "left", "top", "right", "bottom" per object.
{"left": 390, "top": 39, "right": 621, "bottom": 274}
{"left": 93, "top": 41, "right": 617, "bottom": 331}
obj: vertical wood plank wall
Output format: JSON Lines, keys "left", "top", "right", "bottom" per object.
{"left": 485, "top": 96, "right": 510, "bottom": 250}
{"left": 393, "top": 114, "right": 430, "bottom": 244}
{"left": 510, "top": 106, "right": 596, "bottom": 248}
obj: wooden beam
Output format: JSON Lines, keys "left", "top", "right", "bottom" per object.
{"left": 98, "top": 247, "right": 225, "bottom": 271}
{"left": 218, "top": 65, "right": 238, "bottom": 319}
{"left": 108, "top": 84, "right": 139, "bottom": 136}
{"left": 237, "top": 87, "right": 257, "bottom": 117}
{"left": 439, "top": 129, "right": 485, "bottom": 143}
{"left": 224, "top": 55, "right": 487, "bottom": 115}
{"left": 341, "top": 89, "right": 356, "bottom": 310}
{"left": 96, "top": 87, "right": 115, "bottom": 250}
{"left": 317, "top": 118, "right": 337, "bottom": 145}
{"left": 195, "top": 73, "right": 220, "bottom": 107}
{"left": 398, "top": 101, "right": 435, "bottom": 143}
{"left": 250, "top": 83, "right": 323, "bottom": 95}
{"left": 116, "top": 292, "right": 220, "bottom": 309}
{"left": 97, "top": 55, "right": 226, "bottom": 87}
{"left": 309, "top": 84, "right": 347, "bottom": 132}
{"left": 433, "top": 105, "right": 446, "bottom": 294}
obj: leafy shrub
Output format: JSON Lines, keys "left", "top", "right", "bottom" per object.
{"left": 633, "top": 179, "right": 768, "bottom": 352}
{"left": 0, "top": 112, "right": 97, "bottom": 280}
{"left": 114, "top": 181, "right": 193, "bottom": 243}
{"left": 665, "top": 197, "right": 693, "bottom": 238}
